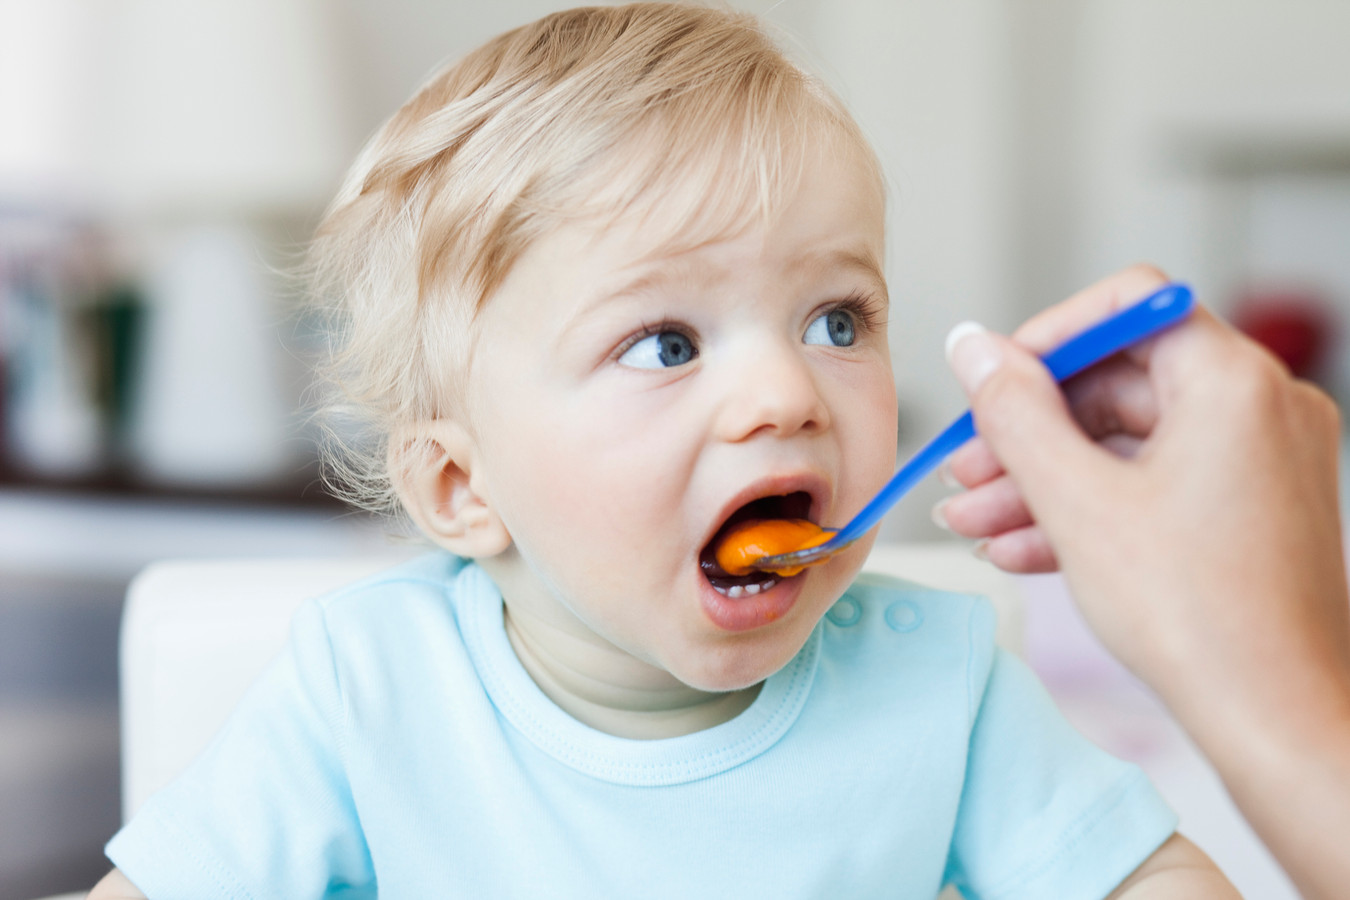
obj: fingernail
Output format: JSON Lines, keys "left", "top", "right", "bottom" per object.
{"left": 944, "top": 321, "right": 1003, "bottom": 394}
{"left": 937, "top": 461, "right": 959, "bottom": 487}
{"left": 972, "top": 539, "right": 990, "bottom": 561}
{"left": 931, "top": 499, "right": 951, "bottom": 531}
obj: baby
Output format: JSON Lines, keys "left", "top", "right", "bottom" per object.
{"left": 92, "top": 5, "right": 1239, "bottom": 898}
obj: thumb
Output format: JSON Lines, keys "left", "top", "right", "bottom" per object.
{"left": 945, "top": 322, "right": 1116, "bottom": 525}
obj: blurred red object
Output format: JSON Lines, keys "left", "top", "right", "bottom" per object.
{"left": 1230, "top": 289, "right": 1336, "bottom": 381}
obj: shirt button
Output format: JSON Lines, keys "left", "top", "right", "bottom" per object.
{"left": 826, "top": 596, "right": 862, "bottom": 627}
{"left": 885, "top": 600, "right": 922, "bottom": 633}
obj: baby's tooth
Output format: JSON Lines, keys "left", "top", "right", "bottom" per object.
{"left": 712, "top": 584, "right": 729, "bottom": 597}
{"left": 743, "top": 583, "right": 761, "bottom": 596}
{"left": 758, "top": 580, "right": 775, "bottom": 593}
{"left": 727, "top": 585, "right": 745, "bottom": 599}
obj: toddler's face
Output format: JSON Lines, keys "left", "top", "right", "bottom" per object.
{"left": 465, "top": 144, "right": 897, "bottom": 691}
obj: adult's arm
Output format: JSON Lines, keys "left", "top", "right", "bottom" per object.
{"left": 938, "top": 265, "right": 1350, "bottom": 900}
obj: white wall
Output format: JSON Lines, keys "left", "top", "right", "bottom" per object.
{"left": 1068, "top": 0, "right": 1350, "bottom": 305}
{"left": 0, "top": 0, "right": 100, "bottom": 204}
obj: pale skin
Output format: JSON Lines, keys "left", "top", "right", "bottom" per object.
{"left": 940, "top": 265, "right": 1350, "bottom": 900}
{"left": 90, "top": 199, "right": 1237, "bottom": 895}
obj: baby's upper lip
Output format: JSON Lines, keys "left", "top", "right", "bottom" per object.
{"left": 701, "top": 471, "right": 833, "bottom": 550}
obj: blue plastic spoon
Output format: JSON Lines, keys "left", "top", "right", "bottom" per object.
{"left": 750, "top": 282, "right": 1195, "bottom": 573}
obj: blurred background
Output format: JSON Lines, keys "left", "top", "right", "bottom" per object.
{"left": 1, "top": 0, "right": 1348, "bottom": 896}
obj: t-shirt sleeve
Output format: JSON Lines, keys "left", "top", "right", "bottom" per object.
{"left": 943, "top": 647, "right": 1178, "bottom": 900}
{"left": 105, "top": 599, "right": 374, "bottom": 899}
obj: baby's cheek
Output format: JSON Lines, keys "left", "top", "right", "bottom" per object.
{"left": 847, "top": 375, "right": 899, "bottom": 488}
{"left": 495, "top": 439, "right": 662, "bottom": 579}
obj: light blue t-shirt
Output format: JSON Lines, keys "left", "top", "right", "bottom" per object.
{"left": 107, "top": 552, "right": 1176, "bottom": 899}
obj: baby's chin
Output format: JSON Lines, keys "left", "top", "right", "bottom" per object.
{"left": 664, "top": 631, "right": 810, "bottom": 694}
{"left": 674, "top": 561, "right": 864, "bottom": 691}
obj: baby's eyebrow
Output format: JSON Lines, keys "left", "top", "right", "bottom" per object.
{"left": 560, "top": 243, "right": 887, "bottom": 341}
{"left": 562, "top": 259, "right": 707, "bottom": 336}
{"left": 598, "top": 263, "right": 697, "bottom": 307}
{"left": 788, "top": 247, "right": 886, "bottom": 293}
{"left": 605, "top": 245, "right": 883, "bottom": 309}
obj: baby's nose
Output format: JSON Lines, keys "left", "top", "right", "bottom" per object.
{"left": 711, "top": 345, "right": 831, "bottom": 442}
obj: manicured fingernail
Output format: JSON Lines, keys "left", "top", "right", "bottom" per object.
{"left": 972, "top": 540, "right": 990, "bottom": 561}
{"left": 937, "top": 461, "right": 959, "bottom": 487}
{"left": 931, "top": 499, "right": 951, "bottom": 531}
{"left": 945, "top": 321, "right": 1003, "bottom": 394}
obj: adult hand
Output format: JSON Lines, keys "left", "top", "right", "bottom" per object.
{"left": 937, "top": 265, "right": 1350, "bottom": 900}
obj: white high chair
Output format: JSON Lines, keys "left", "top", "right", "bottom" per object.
{"left": 45, "top": 543, "right": 1022, "bottom": 899}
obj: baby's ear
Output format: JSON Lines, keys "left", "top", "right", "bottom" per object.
{"left": 391, "top": 420, "right": 511, "bottom": 558}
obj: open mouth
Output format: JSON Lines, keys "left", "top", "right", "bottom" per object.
{"left": 699, "top": 491, "right": 814, "bottom": 597}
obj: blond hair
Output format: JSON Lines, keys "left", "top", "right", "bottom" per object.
{"left": 308, "top": 2, "right": 882, "bottom": 517}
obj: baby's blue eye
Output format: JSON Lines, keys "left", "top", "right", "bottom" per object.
{"left": 804, "top": 308, "right": 857, "bottom": 347}
{"left": 618, "top": 330, "right": 698, "bottom": 369}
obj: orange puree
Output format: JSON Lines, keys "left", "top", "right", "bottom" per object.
{"left": 713, "top": 519, "right": 836, "bottom": 578}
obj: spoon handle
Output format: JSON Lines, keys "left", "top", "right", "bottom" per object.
{"left": 760, "top": 282, "right": 1195, "bottom": 567}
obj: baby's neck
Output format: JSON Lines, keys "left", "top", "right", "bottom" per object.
{"left": 502, "top": 603, "right": 761, "bottom": 740}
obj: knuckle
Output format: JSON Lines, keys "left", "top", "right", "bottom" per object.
{"left": 1297, "top": 380, "right": 1341, "bottom": 434}
{"left": 1124, "top": 262, "right": 1170, "bottom": 286}
{"left": 1222, "top": 344, "right": 1286, "bottom": 412}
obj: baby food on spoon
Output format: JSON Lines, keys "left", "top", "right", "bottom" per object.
{"left": 712, "top": 519, "right": 835, "bottom": 578}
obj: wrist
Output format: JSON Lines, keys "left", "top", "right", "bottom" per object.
{"left": 1198, "top": 680, "right": 1350, "bottom": 900}
{"left": 1184, "top": 665, "right": 1350, "bottom": 800}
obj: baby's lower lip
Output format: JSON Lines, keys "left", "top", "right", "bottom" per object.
{"left": 698, "top": 570, "right": 803, "bottom": 632}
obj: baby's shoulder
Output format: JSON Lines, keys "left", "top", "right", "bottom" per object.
{"left": 270, "top": 552, "right": 490, "bottom": 717}
{"left": 805, "top": 573, "right": 1004, "bottom": 735}
{"left": 299, "top": 551, "right": 476, "bottom": 649}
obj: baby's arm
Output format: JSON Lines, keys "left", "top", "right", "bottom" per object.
{"left": 1106, "top": 835, "right": 1241, "bottom": 899}
{"left": 88, "top": 868, "right": 148, "bottom": 899}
